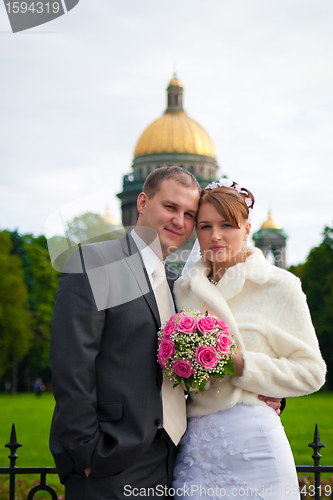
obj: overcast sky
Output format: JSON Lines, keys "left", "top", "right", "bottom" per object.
{"left": 1, "top": 0, "right": 332, "bottom": 266}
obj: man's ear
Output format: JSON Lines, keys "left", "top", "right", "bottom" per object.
{"left": 137, "top": 192, "right": 147, "bottom": 215}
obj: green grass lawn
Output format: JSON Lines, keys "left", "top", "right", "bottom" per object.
{"left": 281, "top": 392, "right": 333, "bottom": 467}
{"left": 0, "top": 392, "right": 63, "bottom": 497}
{"left": 0, "top": 391, "right": 332, "bottom": 494}
{"left": 0, "top": 392, "right": 56, "bottom": 468}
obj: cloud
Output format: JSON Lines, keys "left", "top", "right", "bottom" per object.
{"left": 0, "top": 0, "right": 332, "bottom": 264}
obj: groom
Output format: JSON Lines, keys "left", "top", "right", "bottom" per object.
{"left": 49, "top": 166, "right": 281, "bottom": 499}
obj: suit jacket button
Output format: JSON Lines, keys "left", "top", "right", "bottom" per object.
{"left": 155, "top": 418, "right": 162, "bottom": 426}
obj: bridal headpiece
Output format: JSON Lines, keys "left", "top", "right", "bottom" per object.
{"left": 205, "top": 178, "right": 254, "bottom": 222}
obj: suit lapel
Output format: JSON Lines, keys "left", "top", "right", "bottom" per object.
{"left": 165, "top": 265, "right": 179, "bottom": 306}
{"left": 120, "top": 233, "right": 160, "bottom": 326}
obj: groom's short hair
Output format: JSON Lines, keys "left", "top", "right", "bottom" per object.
{"left": 143, "top": 166, "right": 201, "bottom": 199}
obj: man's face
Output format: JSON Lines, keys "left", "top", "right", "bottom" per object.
{"left": 136, "top": 178, "right": 200, "bottom": 259}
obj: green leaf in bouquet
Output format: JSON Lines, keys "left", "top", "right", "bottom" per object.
{"left": 175, "top": 339, "right": 187, "bottom": 351}
{"left": 172, "top": 374, "right": 183, "bottom": 389}
{"left": 172, "top": 375, "right": 183, "bottom": 388}
{"left": 198, "top": 379, "right": 206, "bottom": 392}
{"left": 211, "top": 372, "right": 225, "bottom": 379}
{"left": 224, "top": 358, "right": 236, "bottom": 377}
{"left": 183, "top": 374, "right": 194, "bottom": 393}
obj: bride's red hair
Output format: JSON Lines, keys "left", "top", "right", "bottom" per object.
{"left": 198, "top": 186, "right": 255, "bottom": 228}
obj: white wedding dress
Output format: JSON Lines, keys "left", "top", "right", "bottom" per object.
{"left": 172, "top": 247, "right": 325, "bottom": 499}
{"left": 172, "top": 404, "right": 299, "bottom": 500}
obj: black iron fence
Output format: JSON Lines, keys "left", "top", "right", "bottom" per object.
{"left": 0, "top": 424, "right": 58, "bottom": 500}
{"left": 297, "top": 424, "right": 333, "bottom": 500}
{"left": 0, "top": 423, "right": 333, "bottom": 500}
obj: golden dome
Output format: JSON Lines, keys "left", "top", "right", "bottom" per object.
{"left": 102, "top": 206, "right": 119, "bottom": 226}
{"left": 134, "top": 111, "right": 216, "bottom": 158}
{"left": 168, "top": 75, "right": 183, "bottom": 87}
{"left": 261, "top": 211, "right": 281, "bottom": 229}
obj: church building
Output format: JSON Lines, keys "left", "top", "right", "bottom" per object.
{"left": 116, "top": 74, "right": 288, "bottom": 269}
{"left": 117, "top": 74, "right": 219, "bottom": 227}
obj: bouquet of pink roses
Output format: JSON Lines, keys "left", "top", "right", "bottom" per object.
{"left": 157, "top": 309, "right": 236, "bottom": 393}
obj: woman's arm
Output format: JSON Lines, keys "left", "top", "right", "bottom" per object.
{"left": 232, "top": 349, "right": 244, "bottom": 376}
{"left": 231, "top": 274, "right": 326, "bottom": 398}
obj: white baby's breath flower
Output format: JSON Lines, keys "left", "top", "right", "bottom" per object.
{"left": 205, "top": 182, "right": 219, "bottom": 190}
{"left": 218, "top": 178, "right": 233, "bottom": 188}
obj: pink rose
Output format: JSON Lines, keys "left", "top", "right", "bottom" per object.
{"left": 172, "top": 360, "right": 195, "bottom": 378}
{"left": 216, "top": 332, "right": 233, "bottom": 355}
{"left": 158, "top": 340, "right": 176, "bottom": 368}
{"left": 216, "top": 319, "right": 229, "bottom": 333}
{"left": 197, "top": 316, "right": 216, "bottom": 334}
{"left": 163, "top": 320, "right": 177, "bottom": 338}
{"left": 195, "top": 345, "right": 219, "bottom": 369}
{"left": 177, "top": 315, "right": 196, "bottom": 334}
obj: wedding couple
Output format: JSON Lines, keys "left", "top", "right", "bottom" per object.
{"left": 49, "top": 166, "right": 326, "bottom": 499}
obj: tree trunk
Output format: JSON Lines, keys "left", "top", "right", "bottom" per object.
{"left": 11, "top": 352, "right": 18, "bottom": 394}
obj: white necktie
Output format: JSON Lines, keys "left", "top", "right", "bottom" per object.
{"left": 153, "top": 262, "right": 187, "bottom": 445}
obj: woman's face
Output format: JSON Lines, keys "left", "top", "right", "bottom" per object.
{"left": 196, "top": 202, "right": 251, "bottom": 267}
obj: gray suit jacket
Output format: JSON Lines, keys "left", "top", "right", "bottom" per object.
{"left": 49, "top": 233, "right": 179, "bottom": 482}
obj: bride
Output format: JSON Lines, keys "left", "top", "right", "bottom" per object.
{"left": 172, "top": 180, "right": 326, "bottom": 499}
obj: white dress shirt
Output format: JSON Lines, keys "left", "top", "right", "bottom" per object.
{"left": 131, "top": 229, "right": 175, "bottom": 316}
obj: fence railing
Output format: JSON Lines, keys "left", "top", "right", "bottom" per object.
{"left": 0, "top": 423, "right": 333, "bottom": 500}
{"left": 0, "top": 424, "right": 58, "bottom": 500}
{"left": 297, "top": 424, "right": 333, "bottom": 500}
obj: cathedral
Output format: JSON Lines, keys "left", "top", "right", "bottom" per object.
{"left": 117, "top": 74, "right": 219, "bottom": 227}
{"left": 253, "top": 211, "right": 288, "bottom": 268}
{"left": 115, "top": 74, "right": 288, "bottom": 268}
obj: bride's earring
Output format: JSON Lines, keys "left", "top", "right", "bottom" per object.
{"left": 242, "top": 238, "right": 248, "bottom": 258}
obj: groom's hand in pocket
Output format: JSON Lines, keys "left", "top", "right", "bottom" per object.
{"left": 258, "top": 395, "right": 282, "bottom": 416}
{"left": 84, "top": 466, "right": 91, "bottom": 477}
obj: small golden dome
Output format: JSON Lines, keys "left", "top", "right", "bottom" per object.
{"left": 168, "top": 73, "right": 183, "bottom": 88}
{"left": 261, "top": 211, "right": 281, "bottom": 229}
{"left": 102, "top": 206, "right": 119, "bottom": 226}
{"left": 134, "top": 111, "right": 216, "bottom": 158}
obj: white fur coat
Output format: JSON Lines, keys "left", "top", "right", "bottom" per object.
{"left": 174, "top": 247, "right": 326, "bottom": 418}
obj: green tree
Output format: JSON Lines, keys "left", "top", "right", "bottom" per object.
{"left": 48, "top": 212, "right": 125, "bottom": 272}
{"left": 289, "top": 226, "right": 333, "bottom": 390}
{"left": 66, "top": 212, "right": 124, "bottom": 244}
{"left": 0, "top": 232, "right": 33, "bottom": 393}
{"left": 4, "top": 231, "right": 59, "bottom": 390}
{"left": 18, "top": 235, "right": 60, "bottom": 388}
{"left": 1, "top": 214, "right": 124, "bottom": 391}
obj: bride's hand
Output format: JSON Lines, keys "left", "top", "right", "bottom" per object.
{"left": 232, "top": 349, "right": 244, "bottom": 376}
{"left": 258, "top": 395, "right": 282, "bottom": 416}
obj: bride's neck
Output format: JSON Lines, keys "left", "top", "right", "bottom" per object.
{"left": 210, "top": 255, "right": 245, "bottom": 282}
{"left": 210, "top": 262, "right": 227, "bottom": 282}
